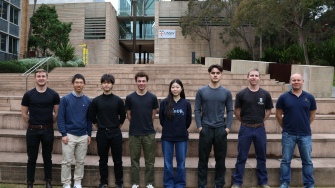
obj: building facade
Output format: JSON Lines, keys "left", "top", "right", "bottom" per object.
{"left": 0, "top": 0, "right": 22, "bottom": 61}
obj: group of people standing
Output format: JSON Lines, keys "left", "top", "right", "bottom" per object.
{"left": 21, "top": 64, "right": 316, "bottom": 188}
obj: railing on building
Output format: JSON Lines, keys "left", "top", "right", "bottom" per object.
{"left": 20, "top": 57, "right": 51, "bottom": 92}
{"left": 110, "top": 57, "right": 118, "bottom": 66}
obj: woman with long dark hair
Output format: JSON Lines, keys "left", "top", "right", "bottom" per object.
{"left": 159, "top": 79, "right": 192, "bottom": 188}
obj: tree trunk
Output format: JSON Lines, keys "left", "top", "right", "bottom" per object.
{"left": 260, "top": 32, "right": 262, "bottom": 59}
{"left": 299, "top": 33, "right": 309, "bottom": 65}
{"left": 208, "top": 39, "right": 211, "bottom": 57}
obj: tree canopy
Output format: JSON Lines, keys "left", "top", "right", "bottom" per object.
{"left": 28, "top": 4, "right": 73, "bottom": 56}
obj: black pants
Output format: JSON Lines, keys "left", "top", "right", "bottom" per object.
{"left": 198, "top": 126, "right": 228, "bottom": 187}
{"left": 26, "top": 127, "right": 54, "bottom": 183}
{"left": 97, "top": 128, "right": 123, "bottom": 185}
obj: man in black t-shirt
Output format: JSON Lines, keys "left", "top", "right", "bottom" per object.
{"left": 21, "top": 69, "right": 60, "bottom": 188}
{"left": 89, "top": 74, "right": 126, "bottom": 188}
{"left": 125, "top": 72, "right": 159, "bottom": 188}
{"left": 231, "top": 68, "right": 273, "bottom": 188}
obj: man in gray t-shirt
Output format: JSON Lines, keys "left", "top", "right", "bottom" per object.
{"left": 194, "top": 64, "right": 234, "bottom": 188}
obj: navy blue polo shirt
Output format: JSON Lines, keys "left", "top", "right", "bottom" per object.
{"left": 276, "top": 90, "right": 317, "bottom": 136}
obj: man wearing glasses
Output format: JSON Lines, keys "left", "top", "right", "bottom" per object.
{"left": 58, "top": 74, "right": 92, "bottom": 188}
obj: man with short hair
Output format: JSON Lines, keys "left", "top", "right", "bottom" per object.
{"left": 89, "top": 74, "right": 126, "bottom": 188}
{"left": 125, "top": 72, "right": 159, "bottom": 188}
{"left": 57, "top": 74, "right": 92, "bottom": 188}
{"left": 231, "top": 68, "right": 273, "bottom": 188}
{"left": 276, "top": 73, "right": 317, "bottom": 188}
{"left": 195, "top": 64, "right": 234, "bottom": 188}
{"left": 22, "top": 69, "right": 60, "bottom": 188}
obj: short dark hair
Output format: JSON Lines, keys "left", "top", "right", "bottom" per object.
{"left": 135, "top": 71, "right": 149, "bottom": 81}
{"left": 101, "top": 74, "right": 115, "bottom": 84}
{"left": 247, "top": 68, "right": 260, "bottom": 77}
{"left": 72, "top": 74, "right": 86, "bottom": 83}
{"left": 208, "top": 64, "right": 223, "bottom": 73}
{"left": 35, "top": 69, "right": 48, "bottom": 77}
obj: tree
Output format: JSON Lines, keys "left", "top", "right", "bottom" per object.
{"left": 28, "top": 4, "right": 72, "bottom": 56}
{"left": 232, "top": 0, "right": 327, "bottom": 64}
{"left": 179, "top": 0, "right": 223, "bottom": 57}
{"left": 219, "top": 0, "right": 258, "bottom": 60}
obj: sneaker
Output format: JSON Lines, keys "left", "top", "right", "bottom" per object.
{"left": 74, "top": 184, "right": 82, "bottom": 188}
{"left": 279, "top": 183, "right": 289, "bottom": 188}
{"left": 132, "top": 185, "right": 139, "bottom": 188}
{"left": 231, "top": 185, "right": 241, "bottom": 188}
{"left": 98, "top": 184, "right": 108, "bottom": 188}
{"left": 116, "top": 184, "right": 123, "bottom": 188}
{"left": 146, "top": 184, "right": 154, "bottom": 188}
{"left": 63, "top": 184, "right": 71, "bottom": 188}
{"left": 260, "top": 185, "right": 271, "bottom": 188}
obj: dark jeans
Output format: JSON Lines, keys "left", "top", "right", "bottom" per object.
{"left": 198, "top": 126, "right": 227, "bottom": 187}
{"left": 97, "top": 128, "right": 123, "bottom": 185}
{"left": 26, "top": 126, "right": 54, "bottom": 183}
{"left": 233, "top": 124, "right": 268, "bottom": 186}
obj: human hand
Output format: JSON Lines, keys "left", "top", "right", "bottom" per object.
{"left": 87, "top": 136, "right": 91, "bottom": 145}
{"left": 119, "top": 124, "right": 123, "bottom": 128}
{"left": 198, "top": 127, "right": 202, "bottom": 133}
{"left": 225, "top": 128, "right": 230, "bottom": 134}
{"left": 62, "top": 136, "right": 68, "bottom": 144}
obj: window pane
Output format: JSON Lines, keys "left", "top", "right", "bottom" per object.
{"left": 8, "top": 36, "right": 12, "bottom": 53}
{"left": 10, "top": 6, "right": 13, "bottom": 23}
{"left": 13, "top": 38, "right": 17, "bottom": 53}
{"left": 14, "top": 8, "right": 18, "bottom": 24}
{"left": 0, "top": 34, "right": 5, "bottom": 51}
{"left": 3, "top": 2, "right": 7, "bottom": 20}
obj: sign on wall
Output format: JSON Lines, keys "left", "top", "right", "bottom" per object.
{"left": 158, "top": 30, "right": 176, "bottom": 38}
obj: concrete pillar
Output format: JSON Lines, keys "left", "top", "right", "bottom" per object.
{"left": 144, "top": 51, "right": 146, "bottom": 65}
{"left": 139, "top": 45, "right": 142, "bottom": 64}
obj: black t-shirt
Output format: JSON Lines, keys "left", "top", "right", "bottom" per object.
{"left": 21, "top": 87, "right": 60, "bottom": 125}
{"left": 125, "top": 91, "right": 159, "bottom": 136}
{"left": 235, "top": 87, "right": 273, "bottom": 124}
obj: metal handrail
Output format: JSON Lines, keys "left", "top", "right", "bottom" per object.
{"left": 110, "top": 57, "right": 118, "bottom": 66}
{"left": 20, "top": 57, "right": 51, "bottom": 92}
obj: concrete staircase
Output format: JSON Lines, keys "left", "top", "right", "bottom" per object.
{"left": 0, "top": 64, "right": 334, "bottom": 187}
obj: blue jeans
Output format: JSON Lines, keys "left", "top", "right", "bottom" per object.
{"left": 280, "top": 132, "right": 315, "bottom": 188}
{"left": 233, "top": 124, "right": 268, "bottom": 186}
{"left": 162, "top": 140, "right": 188, "bottom": 188}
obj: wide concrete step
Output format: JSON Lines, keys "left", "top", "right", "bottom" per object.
{"left": 0, "top": 90, "right": 286, "bottom": 98}
{"left": 0, "top": 129, "right": 334, "bottom": 158}
{"left": 1, "top": 112, "right": 334, "bottom": 134}
{"left": 0, "top": 152, "right": 334, "bottom": 187}
{"left": 2, "top": 96, "right": 335, "bottom": 115}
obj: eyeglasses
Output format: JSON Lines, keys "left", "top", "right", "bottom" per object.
{"left": 74, "top": 82, "right": 85, "bottom": 85}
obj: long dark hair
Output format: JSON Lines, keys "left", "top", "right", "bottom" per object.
{"left": 165, "top": 79, "right": 186, "bottom": 120}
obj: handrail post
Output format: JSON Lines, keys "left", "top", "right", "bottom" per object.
{"left": 47, "top": 59, "right": 49, "bottom": 73}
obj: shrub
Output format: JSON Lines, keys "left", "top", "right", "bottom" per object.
{"left": 0, "top": 60, "right": 26, "bottom": 73}
{"left": 55, "top": 42, "right": 76, "bottom": 63}
{"left": 322, "top": 36, "right": 335, "bottom": 66}
{"left": 225, "top": 46, "right": 252, "bottom": 60}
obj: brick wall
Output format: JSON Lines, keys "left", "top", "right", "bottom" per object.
{"left": 20, "top": 0, "right": 29, "bottom": 59}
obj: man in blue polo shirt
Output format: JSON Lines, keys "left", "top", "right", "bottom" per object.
{"left": 275, "top": 73, "right": 317, "bottom": 188}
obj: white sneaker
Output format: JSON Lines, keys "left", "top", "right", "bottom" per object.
{"left": 74, "top": 185, "right": 82, "bottom": 188}
{"left": 63, "top": 185, "right": 71, "bottom": 188}
{"left": 132, "top": 185, "right": 139, "bottom": 188}
{"left": 146, "top": 184, "right": 154, "bottom": 188}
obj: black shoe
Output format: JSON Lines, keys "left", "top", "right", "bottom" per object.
{"left": 27, "top": 182, "right": 33, "bottom": 188}
{"left": 98, "top": 183, "right": 108, "bottom": 188}
{"left": 116, "top": 185, "right": 123, "bottom": 188}
{"left": 46, "top": 179, "right": 52, "bottom": 188}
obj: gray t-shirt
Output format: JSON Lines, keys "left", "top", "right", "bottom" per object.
{"left": 194, "top": 85, "right": 234, "bottom": 129}
{"left": 125, "top": 91, "right": 159, "bottom": 136}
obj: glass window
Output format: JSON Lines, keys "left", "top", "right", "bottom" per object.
{"left": 9, "top": 36, "right": 17, "bottom": 54}
{"left": 10, "top": 6, "right": 18, "bottom": 24}
{"left": 0, "top": 33, "right": 6, "bottom": 51}
{"left": 0, "top": 1, "right": 8, "bottom": 20}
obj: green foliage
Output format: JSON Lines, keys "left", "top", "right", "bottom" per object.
{"left": 28, "top": 4, "right": 73, "bottom": 56}
{"left": 0, "top": 61, "right": 26, "bottom": 73}
{"left": 55, "top": 42, "right": 76, "bottom": 63}
{"left": 64, "top": 58, "right": 85, "bottom": 67}
{"left": 225, "top": 46, "right": 252, "bottom": 60}
{"left": 322, "top": 36, "right": 335, "bottom": 66}
{"left": 195, "top": 57, "right": 201, "bottom": 64}
{"left": 179, "top": 0, "right": 223, "bottom": 57}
